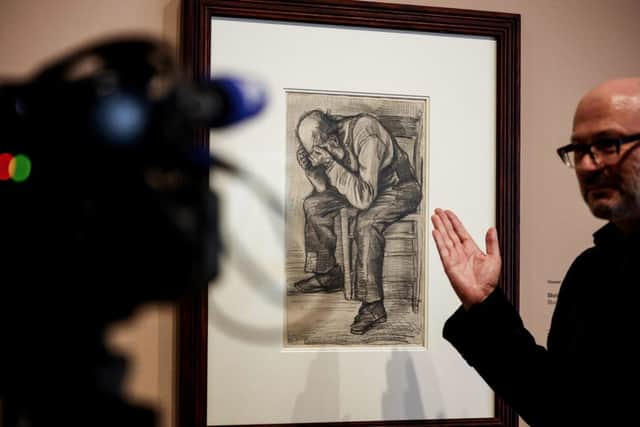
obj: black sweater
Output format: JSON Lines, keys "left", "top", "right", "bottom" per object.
{"left": 443, "top": 223, "right": 638, "bottom": 426}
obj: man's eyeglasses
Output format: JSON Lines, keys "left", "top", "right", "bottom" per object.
{"left": 556, "top": 134, "right": 640, "bottom": 168}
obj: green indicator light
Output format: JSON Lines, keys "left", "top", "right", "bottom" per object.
{"left": 10, "top": 154, "right": 31, "bottom": 182}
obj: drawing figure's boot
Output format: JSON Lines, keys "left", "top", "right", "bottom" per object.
{"left": 350, "top": 300, "right": 387, "bottom": 335}
{"left": 294, "top": 265, "right": 343, "bottom": 293}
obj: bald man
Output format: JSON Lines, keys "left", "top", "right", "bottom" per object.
{"left": 432, "top": 78, "right": 640, "bottom": 425}
{"left": 293, "top": 110, "right": 422, "bottom": 335}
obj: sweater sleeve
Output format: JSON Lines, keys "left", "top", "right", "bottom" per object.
{"left": 443, "top": 288, "right": 570, "bottom": 426}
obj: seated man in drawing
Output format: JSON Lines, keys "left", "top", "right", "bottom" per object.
{"left": 294, "top": 109, "right": 422, "bottom": 334}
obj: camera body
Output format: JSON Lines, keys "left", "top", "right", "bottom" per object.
{"left": 0, "top": 37, "right": 236, "bottom": 426}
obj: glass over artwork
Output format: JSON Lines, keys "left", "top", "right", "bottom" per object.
{"left": 285, "top": 91, "right": 429, "bottom": 347}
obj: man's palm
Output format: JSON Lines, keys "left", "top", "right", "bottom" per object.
{"left": 431, "top": 209, "right": 501, "bottom": 309}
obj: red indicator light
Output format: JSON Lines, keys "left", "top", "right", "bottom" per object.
{"left": 0, "top": 153, "right": 14, "bottom": 181}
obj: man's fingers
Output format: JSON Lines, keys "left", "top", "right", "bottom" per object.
{"left": 297, "top": 152, "right": 311, "bottom": 170}
{"left": 485, "top": 227, "right": 501, "bottom": 258}
{"left": 308, "top": 150, "right": 320, "bottom": 166}
{"left": 445, "top": 210, "right": 481, "bottom": 251}
{"left": 433, "top": 208, "right": 465, "bottom": 250}
{"left": 297, "top": 146, "right": 310, "bottom": 164}
{"left": 445, "top": 210, "right": 472, "bottom": 240}
{"left": 436, "top": 208, "right": 462, "bottom": 246}
{"left": 313, "top": 147, "right": 328, "bottom": 161}
{"left": 431, "top": 212, "right": 461, "bottom": 264}
{"left": 432, "top": 229, "right": 455, "bottom": 267}
{"left": 431, "top": 211, "right": 454, "bottom": 248}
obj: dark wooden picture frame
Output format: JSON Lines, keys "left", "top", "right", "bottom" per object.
{"left": 177, "top": 1, "right": 520, "bottom": 426}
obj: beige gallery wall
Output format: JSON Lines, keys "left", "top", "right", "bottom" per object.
{"left": 2, "top": 1, "right": 640, "bottom": 427}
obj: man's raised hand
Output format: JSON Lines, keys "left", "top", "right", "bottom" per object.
{"left": 431, "top": 209, "right": 501, "bottom": 310}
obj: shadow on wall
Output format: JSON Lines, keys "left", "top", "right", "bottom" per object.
{"left": 383, "top": 351, "right": 444, "bottom": 421}
{"left": 292, "top": 352, "right": 340, "bottom": 423}
{"left": 289, "top": 350, "right": 445, "bottom": 424}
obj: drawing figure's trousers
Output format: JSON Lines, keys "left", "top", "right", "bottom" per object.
{"left": 302, "top": 180, "right": 421, "bottom": 303}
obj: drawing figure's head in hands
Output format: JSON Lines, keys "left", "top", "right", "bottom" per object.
{"left": 568, "top": 78, "right": 640, "bottom": 232}
{"left": 296, "top": 109, "right": 346, "bottom": 165}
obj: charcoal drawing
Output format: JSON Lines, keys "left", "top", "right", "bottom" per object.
{"left": 285, "top": 91, "right": 428, "bottom": 347}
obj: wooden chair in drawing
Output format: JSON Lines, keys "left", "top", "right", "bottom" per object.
{"left": 334, "top": 113, "right": 424, "bottom": 313}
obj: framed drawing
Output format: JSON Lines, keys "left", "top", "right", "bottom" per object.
{"left": 177, "top": 1, "right": 520, "bottom": 426}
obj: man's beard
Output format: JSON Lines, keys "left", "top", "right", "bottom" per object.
{"left": 589, "top": 199, "right": 618, "bottom": 219}
{"left": 583, "top": 172, "right": 640, "bottom": 222}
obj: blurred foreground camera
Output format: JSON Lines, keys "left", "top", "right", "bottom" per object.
{"left": 0, "top": 36, "right": 265, "bottom": 426}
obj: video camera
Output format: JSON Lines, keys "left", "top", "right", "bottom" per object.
{"left": 0, "top": 36, "right": 265, "bottom": 426}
